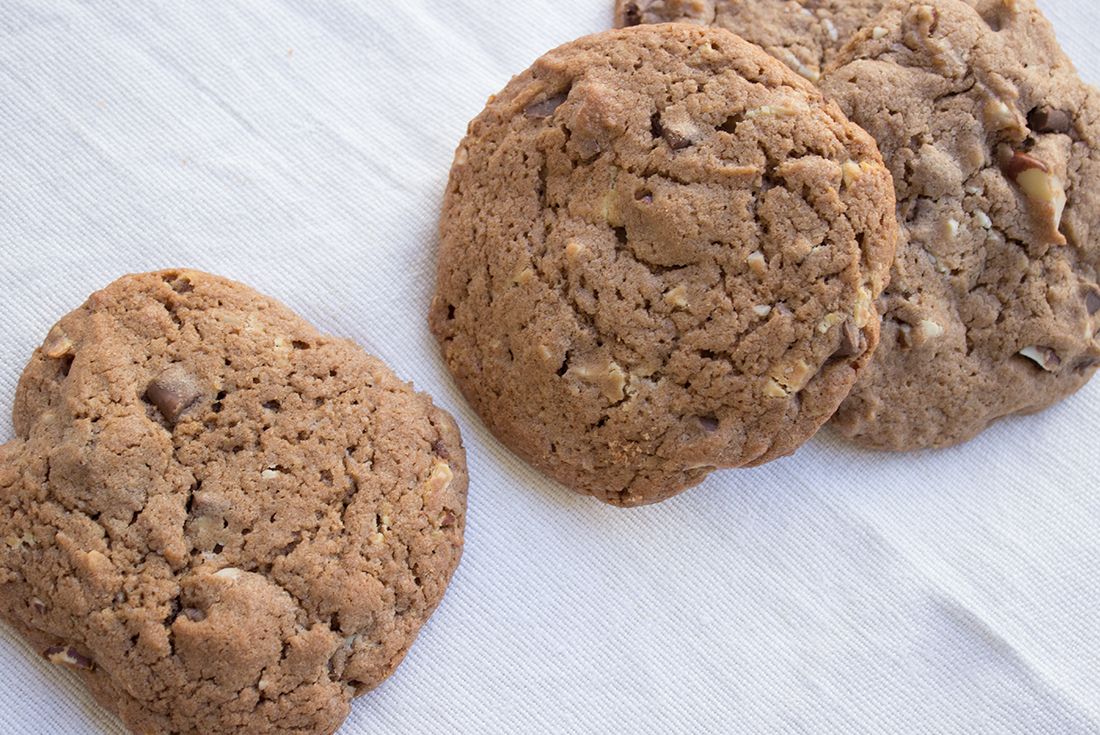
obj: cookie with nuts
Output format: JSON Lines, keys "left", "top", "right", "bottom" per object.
{"left": 614, "top": 0, "right": 890, "bottom": 84}
{"left": 820, "top": 0, "right": 1100, "bottom": 450}
{"left": 0, "top": 270, "right": 467, "bottom": 735}
{"left": 429, "top": 24, "right": 897, "bottom": 506}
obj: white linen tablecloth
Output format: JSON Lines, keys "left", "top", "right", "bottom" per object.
{"left": 1, "top": 1, "right": 1098, "bottom": 733}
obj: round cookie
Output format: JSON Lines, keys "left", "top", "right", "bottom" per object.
{"left": 0, "top": 270, "right": 467, "bottom": 735}
{"left": 820, "top": 0, "right": 1100, "bottom": 450}
{"left": 615, "top": 0, "right": 890, "bottom": 84}
{"left": 429, "top": 24, "right": 897, "bottom": 506}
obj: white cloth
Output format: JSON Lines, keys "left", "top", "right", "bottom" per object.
{"left": 1, "top": 1, "right": 1098, "bottom": 733}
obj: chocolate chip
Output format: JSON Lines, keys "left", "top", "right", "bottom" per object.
{"left": 182, "top": 608, "right": 206, "bottom": 623}
{"left": 1074, "top": 356, "right": 1100, "bottom": 373}
{"left": 622, "top": 1, "right": 641, "bottom": 26}
{"left": 1028, "top": 106, "right": 1072, "bottom": 134}
{"left": 1085, "top": 286, "right": 1100, "bottom": 316}
{"left": 833, "top": 322, "right": 864, "bottom": 359}
{"left": 524, "top": 93, "right": 568, "bottom": 119}
{"left": 146, "top": 364, "right": 203, "bottom": 425}
{"left": 663, "top": 129, "right": 691, "bottom": 150}
{"left": 432, "top": 439, "right": 450, "bottom": 460}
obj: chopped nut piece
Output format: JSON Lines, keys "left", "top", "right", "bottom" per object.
{"left": 426, "top": 460, "right": 454, "bottom": 495}
{"left": 898, "top": 324, "right": 913, "bottom": 348}
{"left": 916, "top": 5, "right": 939, "bottom": 31}
{"left": 753, "top": 305, "right": 772, "bottom": 318}
{"left": 747, "top": 251, "right": 767, "bottom": 276}
{"left": 984, "top": 99, "right": 1018, "bottom": 128}
{"left": 1017, "top": 168, "right": 1066, "bottom": 230}
{"left": 43, "top": 326, "right": 74, "bottom": 359}
{"left": 745, "top": 105, "right": 798, "bottom": 119}
{"left": 1019, "top": 345, "right": 1061, "bottom": 371}
{"left": 817, "top": 311, "right": 845, "bottom": 334}
{"left": 774, "top": 48, "right": 819, "bottom": 83}
{"left": 852, "top": 288, "right": 875, "bottom": 329}
{"left": 215, "top": 311, "right": 243, "bottom": 327}
{"left": 569, "top": 358, "right": 627, "bottom": 403}
{"left": 4, "top": 533, "right": 35, "bottom": 549}
{"left": 919, "top": 319, "right": 944, "bottom": 340}
{"left": 841, "top": 160, "right": 864, "bottom": 188}
{"left": 765, "top": 358, "right": 813, "bottom": 396}
{"left": 565, "top": 240, "right": 585, "bottom": 260}
{"left": 1002, "top": 150, "right": 1067, "bottom": 232}
{"left": 664, "top": 286, "right": 689, "bottom": 308}
{"left": 213, "top": 567, "right": 242, "bottom": 580}
{"left": 44, "top": 646, "right": 94, "bottom": 671}
{"left": 763, "top": 379, "right": 787, "bottom": 398}
{"left": 1003, "top": 149, "right": 1049, "bottom": 179}
{"left": 872, "top": 26, "right": 888, "bottom": 39}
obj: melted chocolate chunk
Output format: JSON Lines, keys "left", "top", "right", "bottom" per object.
{"left": 833, "top": 322, "right": 864, "bottom": 359}
{"left": 622, "top": 1, "right": 641, "bottom": 27}
{"left": 1028, "top": 105, "right": 1072, "bottom": 134}
{"left": 146, "top": 364, "right": 203, "bottom": 425}
{"left": 1085, "top": 286, "right": 1100, "bottom": 316}
{"left": 524, "top": 93, "right": 568, "bottom": 119}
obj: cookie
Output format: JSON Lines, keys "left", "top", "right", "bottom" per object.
{"left": 429, "top": 24, "right": 897, "bottom": 506}
{"left": 0, "top": 270, "right": 467, "bottom": 735}
{"left": 820, "top": 0, "right": 1100, "bottom": 450}
{"left": 614, "top": 0, "right": 889, "bottom": 84}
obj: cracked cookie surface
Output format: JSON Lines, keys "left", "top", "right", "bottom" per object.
{"left": 430, "top": 24, "right": 896, "bottom": 506}
{"left": 614, "top": 0, "right": 890, "bottom": 84}
{"left": 821, "top": 0, "right": 1100, "bottom": 450}
{"left": 0, "top": 270, "right": 468, "bottom": 735}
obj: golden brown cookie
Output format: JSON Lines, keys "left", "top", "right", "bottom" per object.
{"left": 0, "top": 269, "right": 467, "bottom": 735}
{"left": 821, "top": 0, "right": 1100, "bottom": 450}
{"left": 430, "top": 24, "right": 897, "bottom": 506}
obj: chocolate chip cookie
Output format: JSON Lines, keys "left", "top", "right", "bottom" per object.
{"left": 614, "top": 0, "right": 890, "bottom": 84}
{"left": 0, "top": 270, "right": 468, "bottom": 735}
{"left": 821, "top": 0, "right": 1100, "bottom": 450}
{"left": 429, "top": 24, "right": 897, "bottom": 506}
